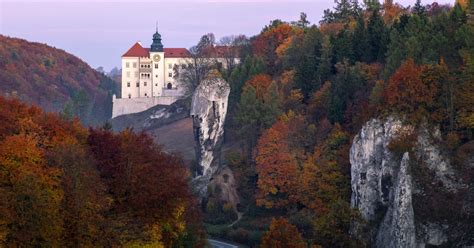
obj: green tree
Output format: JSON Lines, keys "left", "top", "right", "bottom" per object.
{"left": 367, "top": 9, "right": 388, "bottom": 62}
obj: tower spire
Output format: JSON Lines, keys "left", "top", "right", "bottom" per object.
{"left": 151, "top": 23, "right": 163, "bottom": 52}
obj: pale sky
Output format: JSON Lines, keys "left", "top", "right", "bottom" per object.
{"left": 0, "top": 0, "right": 453, "bottom": 71}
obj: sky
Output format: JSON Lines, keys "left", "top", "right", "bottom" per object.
{"left": 0, "top": 0, "right": 453, "bottom": 71}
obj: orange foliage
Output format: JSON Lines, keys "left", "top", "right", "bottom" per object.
{"left": 0, "top": 134, "right": 63, "bottom": 246}
{"left": 0, "top": 97, "right": 204, "bottom": 247}
{"left": 255, "top": 118, "right": 299, "bottom": 209}
{"left": 260, "top": 218, "right": 306, "bottom": 248}
{"left": 252, "top": 24, "right": 302, "bottom": 71}
{"left": 384, "top": 59, "right": 438, "bottom": 122}
{"left": 382, "top": 1, "right": 406, "bottom": 24}
{"left": 244, "top": 74, "right": 273, "bottom": 100}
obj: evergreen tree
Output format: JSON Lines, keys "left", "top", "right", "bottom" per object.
{"left": 294, "top": 27, "right": 324, "bottom": 99}
{"left": 331, "top": 28, "right": 355, "bottom": 63}
{"left": 413, "top": 0, "right": 426, "bottom": 17}
{"left": 352, "top": 15, "right": 370, "bottom": 62}
{"left": 367, "top": 9, "right": 388, "bottom": 62}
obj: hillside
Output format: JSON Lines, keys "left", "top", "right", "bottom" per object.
{"left": 0, "top": 35, "right": 117, "bottom": 125}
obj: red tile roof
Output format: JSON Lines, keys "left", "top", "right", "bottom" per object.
{"left": 164, "top": 48, "right": 191, "bottom": 58}
{"left": 122, "top": 42, "right": 190, "bottom": 58}
{"left": 122, "top": 42, "right": 149, "bottom": 57}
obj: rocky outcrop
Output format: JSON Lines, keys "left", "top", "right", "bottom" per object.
{"left": 350, "top": 117, "right": 471, "bottom": 247}
{"left": 190, "top": 76, "right": 230, "bottom": 195}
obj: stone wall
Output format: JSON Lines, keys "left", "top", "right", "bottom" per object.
{"left": 112, "top": 95, "right": 179, "bottom": 118}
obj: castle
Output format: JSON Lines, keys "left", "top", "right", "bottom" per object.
{"left": 112, "top": 29, "right": 240, "bottom": 118}
{"left": 112, "top": 29, "right": 191, "bottom": 118}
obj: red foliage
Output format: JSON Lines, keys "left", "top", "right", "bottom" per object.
{"left": 384, "top": 59, "right": 438, "bottom": 122}
{"left": 252, "top": 24, "right": 302, "bottom": 72}
{"left": 244, "top": 74, "right": 273, "bottom": 100}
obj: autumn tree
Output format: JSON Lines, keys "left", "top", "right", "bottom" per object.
{"left": 87, "top": 128, "right": 204, "bottom": 247}
{"left": 46, "top": 144, "right": 110, "bottom": 247}
{"left": 0, "top": 135, "right": 63, "bottom": 247}
{"left": 255, "top": 118, "right": 298, "bottom": 209}
{"left": 260, "top": 218, "right": 306, "bottom": 248}
{"left": 252, "top": 23, "right": 301, "bottom": 74}
{"left": 384, "top": 59, "right": 438, "bottom": 123}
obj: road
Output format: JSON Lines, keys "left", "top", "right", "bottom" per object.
{"left": 207, "top": 239, "right": 239, "bottom": 248}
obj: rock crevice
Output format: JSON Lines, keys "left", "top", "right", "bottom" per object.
{"left": 350, "top": 117, "right": 468, "bottom": 247}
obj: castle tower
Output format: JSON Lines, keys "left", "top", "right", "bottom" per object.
{"left": 151, "top": 26, "right": 164, "bottom": 52}
{"left": 150, "top": 27, "right": 165, "bottom": 97}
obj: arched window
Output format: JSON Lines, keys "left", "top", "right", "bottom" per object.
{"left": 128, "top": 94, "right": 131, "bottom": 98}
{"left": 167, "top": 83, "right": 172, "bottom": 89}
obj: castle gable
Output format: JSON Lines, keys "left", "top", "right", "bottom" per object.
{"left": 122, "top": 42, "right": 149, "bottom": 57}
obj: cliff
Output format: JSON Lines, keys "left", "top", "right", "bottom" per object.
{"left": 190, "top": 76, "right": 230, "bottom": 195}
{"left": 350, "top": 117, "right": 473, "bottom": 247}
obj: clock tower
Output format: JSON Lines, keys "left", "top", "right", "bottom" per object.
{"left": 150, "top": 27, "right": 165, "bottom": 96}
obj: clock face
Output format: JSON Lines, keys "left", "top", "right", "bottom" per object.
{"left": 153, "top": 54, "right": 161, "bottom": 62}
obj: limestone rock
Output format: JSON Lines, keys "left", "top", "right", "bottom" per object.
{"left": 350, "top": 117, "right": 470, "bottom": 247}
{"left": 190, "top": 77, "right": 230, "bottom": 195}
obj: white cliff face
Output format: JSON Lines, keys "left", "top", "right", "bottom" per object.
{"left": 375, "top": 152, "right": 416, "bottom": 248}
{"left": 350, "top": 117, "right": 465, "bottom": 247}
{"left": 190, "top": 77, "right": 230, "bottom": 194}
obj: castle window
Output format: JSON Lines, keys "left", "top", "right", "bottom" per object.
{"left": 133, "top": 62, "right": 137, "bottom": 68}
{"left": 155, "top": 84, "right": 158, "bottom": 86}
{"left": 128, "top": 94, "right": 131, "bottom": 98}
{"left": 126, "top": 71, "right": 130, "bottom": 77}
{"left": 144, "top": 82, "right": 147, "bottom": 86}
{"left": 145, "top": 93, "right": 147, "bottom": 97}
{"left": 155, "top": 64, "right": 158, "bottom": 69}
{"left": 127, "top": 82, "right": 130, "bottom": 87}
{"left": 136, "top": 82, "right": 139, "bottom": 87}
{"left": 168, "top": 72, "right": 172, "bottom": 77}
{"left": 155, "top": 75, "right": 158, "bottom": 78}
{"left": 167, "top": 83, "right": 172, "bottom": 89}
{"left": 125, "top": 62, "right": 130, "bottom": 68}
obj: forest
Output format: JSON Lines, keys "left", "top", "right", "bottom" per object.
{"left": 201, "top": 0, "right": 473, "bottom": 246}
{"left": 0, "top": 97, "right": 205, "bottom": 247}
{"left": 0, "top": 0, "right": 473, "bottom": 246}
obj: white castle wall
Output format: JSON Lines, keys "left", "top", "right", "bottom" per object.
{"left": 112, "top": 95, "right": 179, "bottom": 118}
